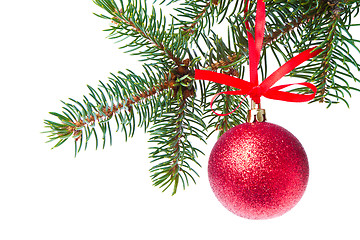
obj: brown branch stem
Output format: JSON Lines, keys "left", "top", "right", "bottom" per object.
{"left": 67, "top": 80, "right": 175, "bottom": 139}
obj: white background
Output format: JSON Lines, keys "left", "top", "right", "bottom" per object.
{"left": 1, "top": 1, "right": 360, "bottom": 239}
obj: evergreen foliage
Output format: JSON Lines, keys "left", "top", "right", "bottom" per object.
{"left": 44, "top": 0, "right": 360, "bottom": 194}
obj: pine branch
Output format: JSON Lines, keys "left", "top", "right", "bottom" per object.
{"left": 94, "top": 0, "right": 186, "bottom": 67}
{"left": 288, "top": 0, "right": 360, "bottom": 106}
{"left": 64, "top": 79, "right": 172, "bottom": 138}
{"left": 182, "top": 1, "right": 212, "bottom": 34}
{"left": 149, "top": 96, "right": 206, "bottom": 195}
{"left": 173, "top": 1, "right": 214, "bottom": 39}
{"left": 112, "top": 12, "right": 182, "bottom": 66}
{"left": 264, "top": 14, "right": 311, "bottom": 47}
{"left": 44, "top": 65, "right": 174, "bottom": 154}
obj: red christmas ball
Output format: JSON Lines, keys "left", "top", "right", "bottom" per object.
{"left": 208, "top": 122, "right": 309, "bottom": 219}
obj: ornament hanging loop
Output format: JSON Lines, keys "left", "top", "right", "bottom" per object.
{"left": 194, "top": 0, "right": 322, "bottom": 118}
{"left": 247, "top": 100, "right": 266, "bottom": 123}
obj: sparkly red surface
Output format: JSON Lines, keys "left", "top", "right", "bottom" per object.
{"left": 208, "top": 122, "right": 309, "bottom": 219}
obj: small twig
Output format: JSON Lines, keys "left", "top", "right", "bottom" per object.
{"left": 319, "top": 15, "right": 339, "bottom": 102}
{"left": 262, "top": 14, "right": 309, "bottom": 46}
{"left": 210, "top": 11, "right": 320, "bottom": 71}
{"left": 182, "top": 2, "right": 211, "bottom": 35}
{"left": 113, "top": 10, "right": 182, "bottom": 66}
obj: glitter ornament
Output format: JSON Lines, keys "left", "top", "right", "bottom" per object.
{"left": 208, "top": 122, "right": 309, "bottom": 219}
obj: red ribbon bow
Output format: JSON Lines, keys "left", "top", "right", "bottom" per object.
{"left": 195, "top": 0, "right": 323, "bottom": 116}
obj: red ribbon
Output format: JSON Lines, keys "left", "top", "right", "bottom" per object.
{"left": 195, "top": 0, "right": 323, "bottom": 116}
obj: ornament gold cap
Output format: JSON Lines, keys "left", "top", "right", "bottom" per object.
{"left": 247, "top": 100, "right": 266, "bottom": 123}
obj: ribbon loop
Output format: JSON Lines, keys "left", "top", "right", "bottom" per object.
{"left": 210, "top": 91, "right": 247, "bottom": 117}
{"left": 194, "top": 0, "right": 323, "bottom": 116}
